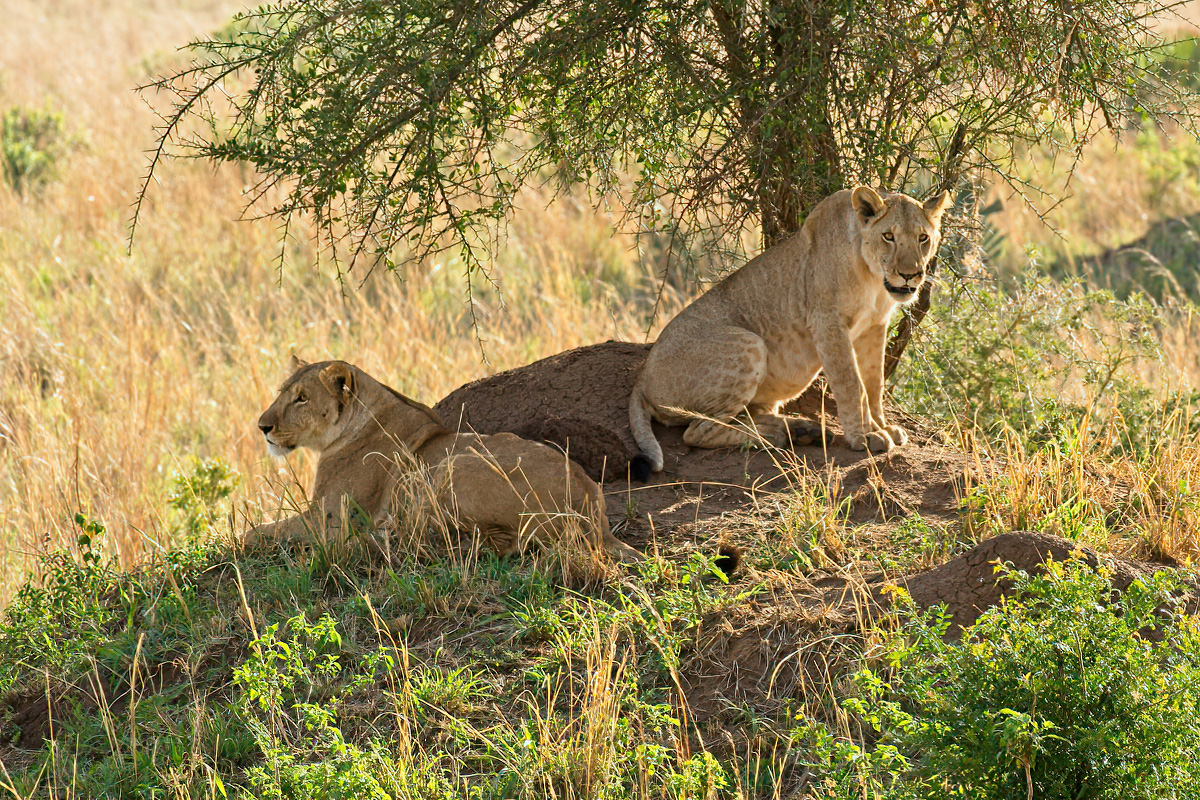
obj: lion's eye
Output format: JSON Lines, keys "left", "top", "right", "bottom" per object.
{"left": 295, "top": 393, "right": 308, "bottom": 404}
{"left": 882, "top": 232, "right": 895, "bottom": 242}
{"left": 919, "top": 233, "right": 930, "bottom": 243}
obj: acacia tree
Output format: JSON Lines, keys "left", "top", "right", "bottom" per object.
{"left": 140, "top": 0, "right": 1194, "bottom": 359}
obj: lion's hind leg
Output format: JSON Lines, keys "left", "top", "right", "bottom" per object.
{"left": 682, "top": 405, "right": 805, "bottom": 451}
{"left": 651, "top": 326, "right": 777, "bottom": 452}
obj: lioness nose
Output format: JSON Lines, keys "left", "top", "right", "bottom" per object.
{"left": 259, "top": 422, "right": 273, "bottom": 435}
{"left": 899, "top": 269, "right": 922, "bottom": 282}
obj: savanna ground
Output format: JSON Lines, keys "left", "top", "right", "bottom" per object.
{"left": 5, "top": 1, "right": 1200, "bottom": 797}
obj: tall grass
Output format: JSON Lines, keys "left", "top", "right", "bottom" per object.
{"left": 0, "top": 0, "right": 693, "bottom": 599}
{"left": 3, "top": 0, "right": 1200, "bottom": 605}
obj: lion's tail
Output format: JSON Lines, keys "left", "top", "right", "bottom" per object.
{"left": 628, "top": 387, "right": 662, "bottom": 479}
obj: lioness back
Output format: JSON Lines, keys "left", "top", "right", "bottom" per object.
{"left": 421, "top": 431, "right": 626, "bottom": 557}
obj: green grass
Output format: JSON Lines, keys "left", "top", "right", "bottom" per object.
{"left": 5, "top": 501, "right": 1198, "bottom": 798}
{"left": 0, "top": 512, "right": 811, "bottom": 798}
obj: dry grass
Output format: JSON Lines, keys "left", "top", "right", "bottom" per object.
{"left": 0, "top": 0, "right": 692, "bottom": 600}
{"left": 957, "top": 415, "right": 1200, "bottom": 562}
{"left": 3, "top": 0, "right": 1200, "bottom": 607}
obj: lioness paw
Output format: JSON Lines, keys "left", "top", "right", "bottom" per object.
{"left": 846, "top": 429, "right": 894, "bottom": 452}
{"left": 785, "top": 417, "right": 827, "bottom": 446}
{"left": 884, "top": 425, "right": 908, "bottom": 447}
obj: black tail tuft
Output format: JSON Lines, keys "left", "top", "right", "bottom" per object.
{"left": 713, "top": 544, "right": 742, "bottom": 578}
{"left": 628, "top": 454, "right": 653, "bottom": 483}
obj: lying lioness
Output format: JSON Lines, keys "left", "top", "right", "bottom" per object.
{"left": 246, "top": 357, "right": 641, "bottom": 561}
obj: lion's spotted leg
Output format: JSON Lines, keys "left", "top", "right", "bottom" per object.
{"left": 811, "top": 317, "right": 893, "bottom": 452}
{"left": 663, "top": 330, "right": 776, "bottom": 452}
{"left": 855, "top": 323, "right": 908, "bottom": 447}
{"left": 681, "top": 407, "right": 797, "bottom": 450}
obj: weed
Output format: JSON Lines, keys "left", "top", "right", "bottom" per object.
{"left": 0, "top": 106, "right": 66, "bottom": 194}
{"left": 848, "top": 559, "right": 1200, "bottom": 798}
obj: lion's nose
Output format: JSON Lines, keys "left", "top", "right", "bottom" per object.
{"left": 898, "top": 268, "right": 923, "bottom": 282}
{"left": 259, "top": 422, "right": 274, "bottom": 436}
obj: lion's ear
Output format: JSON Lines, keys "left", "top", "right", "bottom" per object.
{"left": 923, "top": 189, "right": 952, "bottom": 220}
{"left": 319, "top": 362, "right": 355, "bottom": 402}
{"left": 851, "top": 186, "right": 887, "bottom": 224}
{"left": 288, "top": 354, "right": 310, "bottom": 373}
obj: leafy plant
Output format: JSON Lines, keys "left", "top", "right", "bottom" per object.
{"left": 1, "top": 106, "right": 66, "bottom": 194}
{"left": 234, "top": 613, "right": 399, "bottom": 800}
{"left": 849, "top": 559, "right": 1200, "bottom": 799}
{"left": 168, "top": 457, "right": 239, "bottom": 539}
{"left": 0, "top": 514, "right": 123, "bottom": 696}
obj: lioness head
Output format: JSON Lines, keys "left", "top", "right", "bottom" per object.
{"left": 851, "top": 186, "right": 952, "bottom": 303}
{"left": 257, "top": 356, "right": 356, "bottom": 457}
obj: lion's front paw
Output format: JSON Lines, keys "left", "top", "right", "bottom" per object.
{"left": 846, "top": 429, "right": 895, "bottom": 452}
{"left": 884, "top": 424, "right": 909, "bottom": 447}
{"left": 241, "top": 526, "right": 270, "bottom": 550}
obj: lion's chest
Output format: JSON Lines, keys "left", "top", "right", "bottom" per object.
{"left": 753, "top": 292, "right": 896, "bottom": 403}
{"left": 847, "top": 293, "right": 896, "bottom": 339}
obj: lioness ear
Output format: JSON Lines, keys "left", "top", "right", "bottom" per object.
{"left": 288, "top": 354, "right": 309, "bottom": 373}
{"left": 851, "top": 186, "right": 887, "bottom": 224}
{"left": 319, "top": 362, "right": 355, "bottom": 405}
{"left": 923, "top": 189, "right": 952, "bottom": 220}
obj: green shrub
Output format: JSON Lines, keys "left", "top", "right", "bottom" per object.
{"left": 895, "top": 271, "right": 1199, "bottom": 450}
{"left": 0, "top": 106, "right": 66, "bottom": 194}
{"left": 848, "top": 559, "right": 1200, "bottom": 799}
{"left": 167, "top": 457, "right": 239, "bottom": 539}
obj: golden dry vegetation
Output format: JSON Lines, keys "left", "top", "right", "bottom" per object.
{"left": 0, "top": 0, "right": 694, "bottom": 597}
{"left": 2, "top": 0, "right": 1200, "bottom": 607}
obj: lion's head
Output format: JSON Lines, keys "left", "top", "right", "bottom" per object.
{"left": 851, "top": 186, "right": 951, "bottom": 304}
{"left": 257, "top": 357, "right": 356, "bottom": 457}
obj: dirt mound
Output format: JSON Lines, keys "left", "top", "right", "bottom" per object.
{"left": 435, "top": 340, "right": 970, "bottom": 547}
{"left": 435, "top": 340, "right": 870, "bottom": 481}
{"left": 436, "top": 341, "right": 651, "bottom": 480}
{"left": 683, "top": 532, "right": 1189, "bottom": 722}
{"left": 885, "top": 530, "right": 1161, "bottom": 631}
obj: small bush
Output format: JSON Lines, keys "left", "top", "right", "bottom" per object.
{"left": 847, "top": 559, "right": 1200, "bottom": 799}
{"left": 167, "top": 457, "right": 238, "bottom": 539}
{"left": 896, "top": 271, "right": 1198, "bottom": 451}
{"left": 0, "top": 106, "right": 66, "bottom": 194}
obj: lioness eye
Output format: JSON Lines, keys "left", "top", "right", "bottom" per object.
{"left": 882, "top": 232, "right": 895, "bottom": 242}
{"left": 919, "top": 233, "right": 930, "bottom": 243}
{"left": 296, "top": 393, "right": 307, "bottom": 404}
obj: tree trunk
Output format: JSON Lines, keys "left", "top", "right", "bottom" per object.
{"left": 756, "top": 0, "right": 842, "bottom": 246}
{"left": 759, "top": 116, "right": 842, "bottom": 245}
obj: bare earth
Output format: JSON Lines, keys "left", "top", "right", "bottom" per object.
{"left": 433, "top": 342, "right": 1193, "bottom": 726}
{"left": 435, "top": 340, "right": 969, "bottom": 550}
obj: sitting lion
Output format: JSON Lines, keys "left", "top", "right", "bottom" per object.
{"left": 629, "top": 186, "right": 951, "bottom": 474}
{"left": 246, "top": 357, "right": 641, "bottom": 561}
